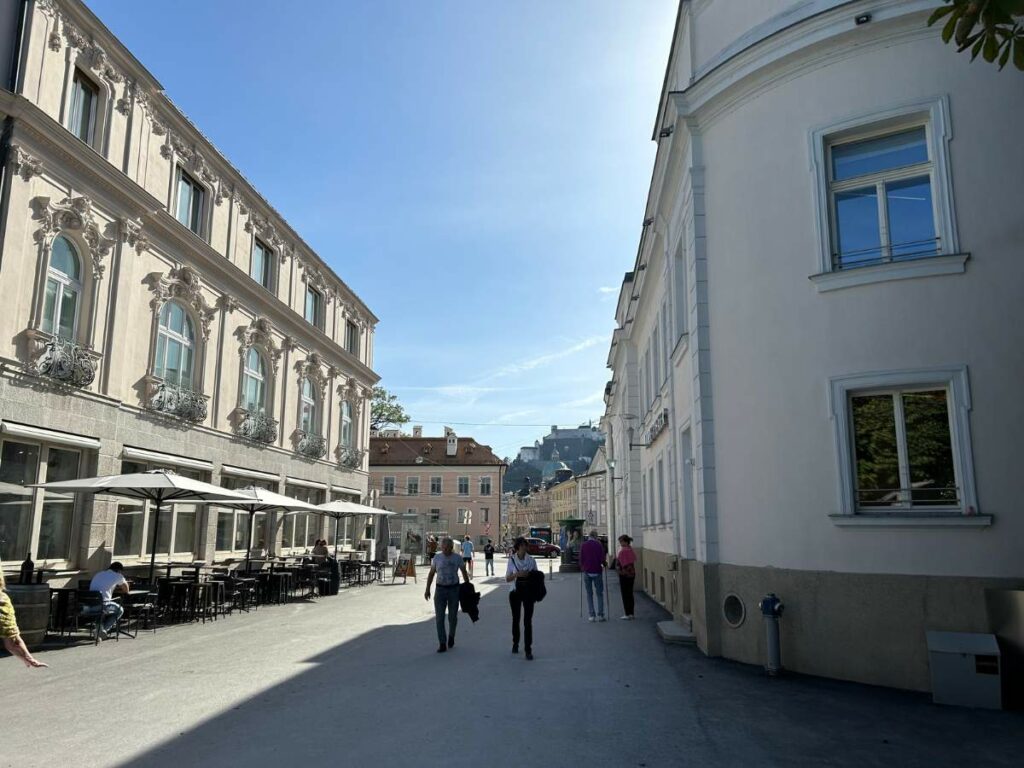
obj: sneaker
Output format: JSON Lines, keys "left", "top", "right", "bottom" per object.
{"left": 525, "top": 650, "right": 534, "bottom": 660}
{"left": 98, "top": 628, "right": 109, "bottom": 640}
{"left": 437, "top": 644, "right": 447, "bottom": 653}
{"left": 588, "top": 616, "right": 596, "bottom": 623}
{"left": 618, "top": 615, "right": 631, "bottom": 620}
{"left": 598, "top": 615, "right": 607, "bottom": 622}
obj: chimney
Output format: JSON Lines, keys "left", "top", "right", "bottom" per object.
{"left": 412, "top": 425, "right": 423, "bottom": 438}
{"left": 445, "top": 427, "right": 457, "bottom": 457}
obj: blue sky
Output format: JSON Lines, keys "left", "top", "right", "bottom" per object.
{"left": 85, "top": 0, "right": 676, "bottom": 459}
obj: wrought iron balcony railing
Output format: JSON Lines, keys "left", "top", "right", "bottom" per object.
{"left": 237, "top": 409, "right": 278, "bottom": 444}
{"left": 150, "top": 382, "right": 209, "bottom": 423}
{"left": 297, "top": 430, "right": 328, "bottom": 460}
{"left": 34, "top": 336, "right": 98, "bottom": 388}
{"left": 337, "top": 446, "right": 366, "bottom": 469}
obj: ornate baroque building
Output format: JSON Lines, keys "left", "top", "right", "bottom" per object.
{"left": 0, "top": 0, "right": 379, "bottom": 574}
{"left": 603, "top": 0, "right": 1022, "bottom": 691}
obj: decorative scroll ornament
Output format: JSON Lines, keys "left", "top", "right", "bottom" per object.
{"left": 338, "top": 378, "right": 367, "bottom": 418}
{"left": 218, "top": 294, "right": 240, "bottom": 314}
{"left": 150, "top": 382, "right": 208, "bottom": 423}
{"left": 238, "top": 316, "right": 282, "bottom": 375}
{"left": 144, "top": 265, "right": 216, "bottom": 340}
{"left": 337, "top": 447, "right": 366, "bottom": 470}
{"left": 160, "top": 130, "right": 220, "bottom": 187}
{"left": 300, "top": 261, "right": 335, "bottom": 301}
{"left": 297, "top": 430, "right": 328, "bottom": 460}
{"left": 32, "top": 336, "right": 98, "bottom": 388}
{"left": 237, "top": 410, "right": 278, "bottom": 445}
{"left": 120, "top": 218, "right": 149, "bottom": 254}
{"left": 10, "top": 147, "right": 43, "bottom": 181}
{"left": 296, "top": 352, "right": 329, "bottom": 397}
{"left": 32, "top": 195, "right": 115, "bottom": 278}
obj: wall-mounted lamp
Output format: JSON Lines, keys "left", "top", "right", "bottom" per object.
{"left": 659, "top": 125, "right": 674, "bottom": 138}
{"left": 855, "top": 13, "right": 871, "bottom": 24}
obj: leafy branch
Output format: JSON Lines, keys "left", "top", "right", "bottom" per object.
{"left": 929, "top": 0, "right": 1024, "bottom": 70}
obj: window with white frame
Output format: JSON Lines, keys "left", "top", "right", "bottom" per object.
{"left": 155, "top": 302, "right": 195, "bottom": 389}
{"left": 482, "top": 507, "right": 489, "bottom": 524}
{"left": 67, "top": 69, "right": 98, "bottom": 144}
{"left": 345, "top": 320, "right": 359, "bottom": 356}
{"left": 657, "top": 459, "right": 666, "bottom": 524}
{"left": 457, "top": 508, "right": 471, "bottom": 525}
{"left": 299, "top": 378, "right": 319, "bottom": 433}
{"left": 641, "top": 472, "right": 649, "bottom": 526}
{"left": 673, "top": 241, "right": 687, "bottom": 340}
{"left": 407, "top": 476, "right": 419, "bottom": 496}
{"left": 215, "top": 476, "right": 275, "bottom": 551}
{"left": 242, "top": 347, "right": 267, "bottom": 413}
{"left": 114, "top": 460, "right": 205, "bottom": 558}
{"left": 305, "top": 286, "right": 324, "bottom": 330}
{"left": 430, "top": 476, "right": 442, "bottom": 495}
{"left": 251, "top": 238, "right": 274, "bottom": 291}
{"left": 429, "top": 508, "right": 441, "bottom": 523}
{"left": 829, "top": 367, "right": 977, "bottom": 518}
{"left": 175, "top": 168, "right": 205, "bottom": 235}
{"left": 340, "top": 400, "right": 353, "bottom": 447}
{"left": 457, "top": 476, "right": 469, "bottom": 496}
{"left": 0, "top": 439, "right": 86, "bottom": 563}
{"left": 382, "top": 476, "right": 395, "bottom": 496}
{"left": 652, "top": 323, "right": 661, "bottom": 390}
{"left": 648, "top": 467, "right": 656, "bottom": 524}
{"left": 42, "top": 236, "right": 82, "bottom": 341}
{"left": 479, "top": 476, "right": 491, "bottom": 496}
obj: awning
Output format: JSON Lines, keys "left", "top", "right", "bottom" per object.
{"left": 221, "top": 464, "right": 280, "bottom": 482}
{"left": 331, "top": 485, "right": 362, "bottom": 497}
{"left": 286, "top": 476, "right": 327, "bottom": 490}
{"left": 1, "top": 421, "right": 101, "bottom": 450}
{"left": 122, "top": 446, "right": 213, "bottom": 471}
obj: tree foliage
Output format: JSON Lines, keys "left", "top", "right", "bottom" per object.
{"left": 929, "top": 0, "right": 1024, "bottom": 70}
{"left": 370, "top": 386, "right": 410, "bottom": 431}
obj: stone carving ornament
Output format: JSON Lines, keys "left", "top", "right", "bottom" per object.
{"left": 296, "top": 351, "right": 329, "bottom": 397}
{"left": 33, "top": 195, "right": 115, "bottom": 278}
{"left": 10, "top": 147, "right": 44, "bottom": 181}
{"left": 239, "top": 316, "right": 282, "bottom": 375}
{"left": 145, "top": 265, "right": 216, "bottom": 340}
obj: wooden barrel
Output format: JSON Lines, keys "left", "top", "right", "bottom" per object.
{"left": 4, "top": 584, "right": 50, "bottom": 649}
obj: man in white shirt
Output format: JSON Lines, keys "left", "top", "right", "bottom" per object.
{"left": 461, "top": 536, "right": 475, "bottom": 578}
{"left": 89, "top": 561, "right": 129, "bottom": 639}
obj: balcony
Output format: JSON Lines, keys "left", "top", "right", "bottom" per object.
{"left": 297, "top": 430, "right": 328, "bottom": 460}
{"left": 337, "top": 446, "right": 366, "bottom": 470}
{"left": 149, "top": 382, "right": 209, "bottom": 424}
{"left": 236, "top": 409, "right": 278, "bottom": 445}
{"left": 31, "top": 335, "right": 100, "bottom": 388}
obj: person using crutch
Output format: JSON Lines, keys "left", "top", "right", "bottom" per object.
{"left": 580, "top": 530, "right": 606, "bottom": 621}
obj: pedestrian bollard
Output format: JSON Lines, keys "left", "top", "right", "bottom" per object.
{"left": 758, "top": 593, "right": 784, "bottom": 676}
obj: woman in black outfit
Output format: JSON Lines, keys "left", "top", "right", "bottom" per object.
{"left": 505, "top": 536, "right": 539, "bottom": 659}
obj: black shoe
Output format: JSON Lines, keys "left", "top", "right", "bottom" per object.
{"left": 437, "top": 644, "right": 447, "bottom": 653}
{"left": 525, "top": 650, "right": 534, "bottom": 660}
{"left": 447, "top": 637, "right": 455, "bottom": 649}
{"left": 512, "top": 643, "right": 519, "bottom": 654}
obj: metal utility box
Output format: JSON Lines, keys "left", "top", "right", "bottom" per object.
{"left": 926, "top": 631, "right": 1002, "bottom": 709}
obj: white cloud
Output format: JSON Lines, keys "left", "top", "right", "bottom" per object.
{"left": 597, "top": 286, "right": 618, "bottom": 294}
{"left": 486, "top": 334, "right": 610, "bottom": 380}
{"left": 559, "top": 392, "right": 605, "bottom": 409}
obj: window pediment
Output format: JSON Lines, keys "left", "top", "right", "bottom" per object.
{"left": 238, "top": 316, "right": 282, "bottom": 375}
{"left": 144, "top": 265, "right": 216, "bottom": 340}
{"left": 32, "top": 195, "right": 115, "bottom": 279}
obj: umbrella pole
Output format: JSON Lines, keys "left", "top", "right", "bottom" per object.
{"left": 148, "top": 498, "right": 162, "bottom": 585}
{"left": 245, "top": 509, "right": 255, "bottom": 573}
{"left": 333, "top": 515, "right": 340, "bottom": 557}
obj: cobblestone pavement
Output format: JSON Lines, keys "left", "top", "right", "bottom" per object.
{"left": 1, "top": 557, "right": 1021, "bottom": 767}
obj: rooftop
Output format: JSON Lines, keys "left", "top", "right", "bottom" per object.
{"left": 369, "top": 436, "right": 505, "bottom": 467}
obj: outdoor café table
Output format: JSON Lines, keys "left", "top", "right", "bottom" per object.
{"left": 49, "top": 586, "right": 77, "bottom": 637}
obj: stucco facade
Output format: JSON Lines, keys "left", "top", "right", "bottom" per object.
{"left": 0, "top": 0, "right": 379, "bottom": 577}
{"left": 603, "top": 0, "right": 1023, "bottom": 691}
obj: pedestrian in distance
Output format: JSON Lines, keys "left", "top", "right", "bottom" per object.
{"left": 461, "top": 535, "right": 475, "bottom": 578}
{"left": 0, "top": 571, "right": 47, "bottom": 668}
{"left": 506, "top": 536, "right": 539, "bottom": 660}
{"left": 580, "top": 529, "right": 606, "bottom": 622}
{"left": 424, "top": 537, "right": 470, "bottom": 653}
{"left": 483, "top": 539, "right": 496, "bottom": 576}
{"left": 614, "top": 534, "right": 637, "bottom": 620}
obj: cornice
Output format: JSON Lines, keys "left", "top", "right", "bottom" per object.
{"left": 36, "top": 0, "right": 378, "bottom": 324}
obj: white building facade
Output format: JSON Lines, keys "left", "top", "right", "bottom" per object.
{"left": 0, "top": 0, "right": 379, "bottom": 578}
{"left": 603, "top": 0, "right": 1023, "bottom": 691}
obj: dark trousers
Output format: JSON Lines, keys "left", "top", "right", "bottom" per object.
{"left": 619, "top": 575, "right": 635, "bottom": 617}
{"left": 509, "top": 591, "right": 533, "bottom": 651}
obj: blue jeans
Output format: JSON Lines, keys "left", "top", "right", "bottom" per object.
{"left": 433, "top": 584, "right": 459, "bottom": 645}
{"left": 101, "top": 601, "right": 123, "bottom": 633}
{"left": 584, "top": 573, "right": 605, "bottom": 618}
{"left": 485, "top": 558, "right": 494, "bottom": 576}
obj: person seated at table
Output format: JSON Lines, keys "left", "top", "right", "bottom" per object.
{"left": 311, "top": 539, "right": 329, "bottom": 560}
{"left": 89, "top": 561, "right": 129, "bottom": 640}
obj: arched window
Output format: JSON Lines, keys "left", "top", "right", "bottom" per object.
{"left": 155, "top": 302, "right": 195, "bottom": 388}
{"left": 340, "top": 400, "right": 353, "bottom": 447}
{"left": 242, "top": 347, "right": 267, "bottom": 412}
{"left": 42, "top": 236, "right": 82, "bottom": 340}
{"left": 300, "top": 378, "right": 318, "bottom": 433}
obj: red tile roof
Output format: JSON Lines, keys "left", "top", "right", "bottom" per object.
{"left": 369, "top": 436, "right": 506, "bottom": 467}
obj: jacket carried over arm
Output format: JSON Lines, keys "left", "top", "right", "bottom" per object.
{"left": 458, "top": 582, "right": 481, "bottom": 622}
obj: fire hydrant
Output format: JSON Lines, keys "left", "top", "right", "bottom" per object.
{"left": 758, "top": 593, "right": 784, "bottom": 676}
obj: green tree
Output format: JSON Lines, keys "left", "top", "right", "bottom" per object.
{"left": 929, "top": 0, "right": 1024, "bottom": 70}
{"left": 370, "top": 386, "right": 410, "bottom": 431}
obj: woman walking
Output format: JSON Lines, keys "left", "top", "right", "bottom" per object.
{"left": 506, "top": 536, "right": 538, "bottom": 660}
{"left": 615, "top": 534, "right": 637, "bottom": 620}
{"left": 0, "top": 571, "right": 47, "bottom": 668}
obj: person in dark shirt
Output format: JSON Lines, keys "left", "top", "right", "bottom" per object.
{"left": 483, "top": 539, "right": 496, "bottom": 576}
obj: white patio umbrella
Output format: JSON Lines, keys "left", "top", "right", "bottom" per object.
{"left": 314, "top": 500, "right": 395, "bottom": 557}
{"left": 32, "top": 469, "right": 251, "bottom": 583}
{"left": 213, "top": 486, "right": 321, "bottom": 572}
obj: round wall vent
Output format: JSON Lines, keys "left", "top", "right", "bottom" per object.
{"left": 723, "top": 593, "right": 745, "bottom": 628}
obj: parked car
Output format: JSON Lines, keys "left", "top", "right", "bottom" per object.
{"left": 508, "top": 537, "right": 560, "bottom": 558}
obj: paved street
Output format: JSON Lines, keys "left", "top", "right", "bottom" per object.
{"left": 2, "top": 557, "right": 1021, "bottom": 768}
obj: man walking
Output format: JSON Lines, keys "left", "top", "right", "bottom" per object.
{"left": 483, "top": 539, "right": 496, "bottom": 576}
{"left": 580, "top": 530, "right": 606, "bottom": 622}
{"left": 424, "top": 538, "right": 470, "bottom": 653}
{"left": 461, "top": 535, "right": 475, "bottom": 578}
